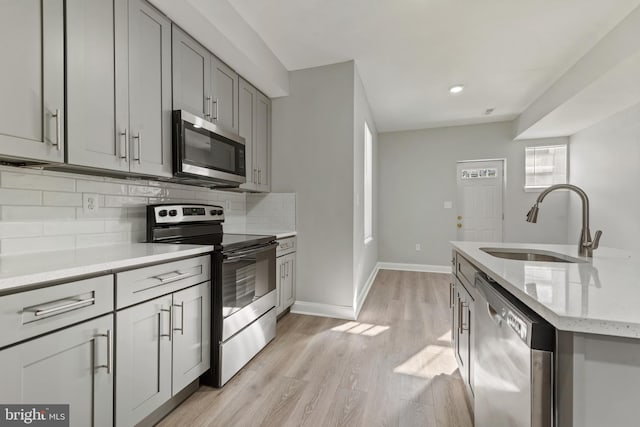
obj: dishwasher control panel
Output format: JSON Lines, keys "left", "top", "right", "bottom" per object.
{"left": 507, "top": 311, "right": 528, "bottom": 342}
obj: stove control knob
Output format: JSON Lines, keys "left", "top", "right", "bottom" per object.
{"left": 158, "top": 210, "right": 168, "bottom": 217}
{"left": 210, "top": 210, "right": 217, "bottom": 216}
{"left": 216, "top": 210, "right": 224, "bottom": 215}
{"left": 169, "top": 209, "right": 178, "bottom": 217}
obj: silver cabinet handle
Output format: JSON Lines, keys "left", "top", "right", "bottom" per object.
{"left": 258, "top": 169, "right": 261, "bottom": 185}
{"left": 120, "top": 128, "right": 128, "bottom": 159}
{"left": 154, "top": 270, "right": 191, "bottom": 283}
{"left": 34, "top": 297, "right": 95, "bottom": 317}
{"left": 173, "top": 302, "right": 184, "bottom": 335}
{"left": 449, "top": 283, "right": 454, "bottom": 309}
{"left": 52, "top": 108, "right": 61, "bottom": 150}
{"left": 205, "top": 96, "right": 212, "bottom": 118}
{"left": 96, "top": 330, "right": 112, "bottom": 374}
{"left": 160, "top": 307, "right": 172, "bottom": 340}
{"left": 214, "top": 98, "right": 219, "bottom": 120}
{"left": 253, "top": 168, "right": 257, "bottom": 184}
{"left": 457, "top": 298, "right": 463, "bottom": 335}
{"left": 133, "top": 132, "right": 141, "bottom": 163}
{"left": 461, "top": 302, "right": 469, "bottom": 332}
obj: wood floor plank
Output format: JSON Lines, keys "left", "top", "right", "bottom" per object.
{"left": 158, "top": 270, "right": 473, "bottom": 427}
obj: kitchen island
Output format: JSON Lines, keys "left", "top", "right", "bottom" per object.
{"left": 451, "top": 241, "right": 640, "bottom": 427}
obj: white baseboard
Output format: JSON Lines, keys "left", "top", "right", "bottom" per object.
{"left": 354, "top": 265, "right": 380, "bottom": 319}
{"left": 377, "top": 262, "right": 451, "bottom": 274}
{"left": 290, "top": 301, "right": 356, "bottom": 320}
{"left": 290, "top": 262, "right": 450, "bottom": 321}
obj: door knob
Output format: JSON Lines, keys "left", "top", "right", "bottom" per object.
{"left": 457, "top": 216, "right": 462, "bottom": 220}
{"left": 457, "top": 223, "right": 462, "bottom": 228}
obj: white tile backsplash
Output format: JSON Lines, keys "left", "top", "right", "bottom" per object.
{"left": 0, "top": 164, "right": 247, "bottom": 255}
{"left": 246, "top": 193, "right": 296, "bottom": 230}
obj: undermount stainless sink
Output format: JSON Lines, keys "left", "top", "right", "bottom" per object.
{"left": 480, "top": 248, "right": 586, "bottom": 263}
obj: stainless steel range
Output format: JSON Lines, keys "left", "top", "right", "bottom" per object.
{"left": 147, "top": 203, "right": 277, "bottom": 387}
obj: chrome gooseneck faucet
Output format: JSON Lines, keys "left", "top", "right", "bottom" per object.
{"left": 526, "top": 184, "right": 602, "bottom": 257}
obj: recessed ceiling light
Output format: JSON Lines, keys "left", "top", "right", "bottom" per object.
{"left": 449, "top": 85, "right": 464, "bottom": 94}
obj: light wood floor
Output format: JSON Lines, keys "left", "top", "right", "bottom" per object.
{"left": 159, "top": 270, "right": 473, "bottom": 427}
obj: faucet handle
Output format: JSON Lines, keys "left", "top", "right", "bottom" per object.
{"left": 592, "top": 230, "right": 603, "bottom": 250}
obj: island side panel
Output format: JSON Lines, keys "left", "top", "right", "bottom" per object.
{"left": 558, "top": 331, "right": 640, "bottom": 427}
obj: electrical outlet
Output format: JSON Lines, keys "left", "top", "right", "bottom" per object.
{"left": 415, "top": 244, "right": 421, "bottom": 251}
{"left": 83, "top": 193, "right": 99, "bottom": 213}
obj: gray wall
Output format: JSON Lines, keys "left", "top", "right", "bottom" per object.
{"left": 271, "top": 61, "right": 356, "bottom": 308}
{"left": 379, "top": 121, "right": 570, "bottom": 266}
{"left": 353, "top": 65, "right": 378, "bottom": 305}
{"left": 568, "top": 103, "right": 640, "bottom": 250}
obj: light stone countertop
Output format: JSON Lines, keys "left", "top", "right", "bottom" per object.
{"left": 451, "top": 241, "right": 640, "bottom": 339}
{"left": 224, "top": 227, "right": 297, "bottom": 239}
{"left": 0, "top": 243, "right": 213, "bottom": 295}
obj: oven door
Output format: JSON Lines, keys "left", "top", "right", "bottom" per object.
{"left": 221, "top": 241, "right": 277, "bottom": 341}
{"left": 173, "top": 110, "right": 246, "bottom": 185}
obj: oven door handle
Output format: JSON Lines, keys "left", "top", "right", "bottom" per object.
{"left": 223, "top": 242, "right": 278, "bottom": 261}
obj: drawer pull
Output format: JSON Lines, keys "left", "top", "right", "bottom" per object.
{"left": 33, "top": 297, "right": 95, "bottom": 317}
{"left": 154, "top": 270, "right": 191, "bottom": 283}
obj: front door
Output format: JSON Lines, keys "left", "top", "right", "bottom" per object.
{"left": 456, "top": 159, "right": 504, "bottom": 241}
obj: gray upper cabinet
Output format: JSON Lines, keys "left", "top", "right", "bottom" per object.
{"left": 255, "top": 91, "right": 271, "bottom": 192}
{"left": 67, "top": 0, "right": 172, "bottom": 177}
{"left": 211, "top": 57, "right": 239, "bottom": 134}
{"left": 128, "top": 0, "right": 172, "bottom": 177}
{"left": 0, "top": 314, "right": 114, "bottom": 427}
{"left": 238, "top": 78, "right": 257, "bottom": 189}
{"left": 239, "top": 78, "right": 271, "bottom": 192}
{"left": 172, "top": 25, "right": 239, "bottom": 135}
{"left": 66, "top": 0, "right": 129, "bottom": 172}
{"left": 0, "top": 0, "right": 65, "bottom": 162}
{"left": 172, "top": 25, "right": 211, "bottom": 119}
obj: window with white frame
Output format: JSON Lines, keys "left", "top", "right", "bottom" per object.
{"left": 364, "top": 122, "right": 373, "bottom": 243}
{"left": 525, "top": 144, "right": 567, "bottom": 190}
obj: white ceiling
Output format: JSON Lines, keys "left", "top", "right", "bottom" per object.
{"left": 227, "top": 0, "right": 640, "bottom": 132}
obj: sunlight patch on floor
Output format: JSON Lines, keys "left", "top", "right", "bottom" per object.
{"left": 393, "top": 344, "right": 457, "bottom": 378}
{"left": 331, "top": 321, "right": 390, "bottom": 336}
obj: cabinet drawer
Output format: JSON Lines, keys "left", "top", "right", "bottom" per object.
{"left": 456, "top": 253, "right": 479, "bottom": 296}
{"left": 116, "top": 255, "right": 211, "bottom": 309}
{"left": 0, "top": 275, "right": 114, "bottom": 349}
{"left": 276, "top": 237, "right": 296, "bottom": 256}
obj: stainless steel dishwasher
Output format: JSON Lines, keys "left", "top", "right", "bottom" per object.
{"left": 474, "top": 274, "right": 555, "bottom": 427}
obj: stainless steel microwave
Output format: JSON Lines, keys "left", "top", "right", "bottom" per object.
{"left": 173, "top": 110, "right": 246, "bottom": 186}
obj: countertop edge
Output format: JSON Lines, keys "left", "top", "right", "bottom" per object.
{"left": 451, "top": 242, "right": 640, "bottom": 339}
{"left": 0, "top": 244, "right": 214, "bottom": 295}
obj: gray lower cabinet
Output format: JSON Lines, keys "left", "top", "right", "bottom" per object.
{"left": 0, "top": 0, "right": 65, "bottom": 162}
{"left": 452, "top": 251, "right": 477, "bottom": 401}
{"left": 0, "top": 314, "right": 114, "bottom": 427}
{"left": 67, "top": 0, "right": 171, "bottom": 177}
{"left": 238, "top": 78, "right": 271, "bottom": 192}
{"left": 116, "top": 281, "right": 211, "bottom": 426}
{"left": 172, "top": 282, "right": 211, "bottom": 393}
{"left": 116, "top": 294, "right": 172, "bottom": 427}
{"left": 172, "top": 25, "right": 211, "bottom": 120}
{"left": 276, "top": 237, "right": 296, "bottom": 316}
